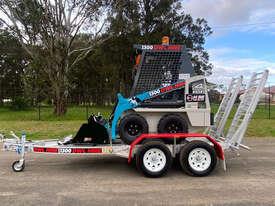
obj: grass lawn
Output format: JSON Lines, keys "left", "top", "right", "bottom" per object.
{"left": 0, "top": 105, "right": 274, "bottom": 139}
{"left": 0, "top": 106, "right": 112, "bottom": 139}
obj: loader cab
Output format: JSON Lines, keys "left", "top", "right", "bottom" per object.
{"left": 131, "top": 38, "right": 195, "bottom": 108}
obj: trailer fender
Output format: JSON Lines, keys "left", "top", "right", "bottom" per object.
{"left": 128, "top": 133, "right": 224, "bottom": 163}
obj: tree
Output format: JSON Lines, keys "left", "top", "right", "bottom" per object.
{"left": 0, "top": 0, "right": 109, "bottom": 115}
{"left": 0, "top": 0, "right": 213, "bottom": 108}
{"left": 103, "top": 0, "right": 213, "bottom": 95}
{"left": 137, "top": 0, "right": 213, "bottom": 75}
{"left": 23, "top": 58, "right": 51, "bottom": 106}
{"left": 0, "top": 29, "right": 28, "bottom": 105}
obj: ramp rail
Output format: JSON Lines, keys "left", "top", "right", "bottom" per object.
{"left": 223, "top": 70, "right": 269, "bottom": 149}
{"left": 208, "top": 76, "right": 243, "bottom": 139}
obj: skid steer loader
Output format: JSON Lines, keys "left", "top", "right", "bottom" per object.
{"left": 68, "top": 37, "right": 211, "bottom": 145}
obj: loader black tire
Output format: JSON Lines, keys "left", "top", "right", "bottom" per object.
{"left": 157, "top": 114, "right": 188, "bottom": 144}
{"left": 158, "top": 114, "right": 188, "bottom": 134}
{"left": 119, "top": 113, "right": 149, "bottom": 145}
{"left": 179, "top": 141, "right": 217, "bottom": 177}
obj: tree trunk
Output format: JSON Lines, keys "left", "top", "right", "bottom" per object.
{"left": 52, "top": 74, "right": 67, "bottom": 116}
{"left": 54, "top": 91, "right": 67, "bottom": 116}
{"left": 51, "top": 62, "right": 68, "bottom": 116}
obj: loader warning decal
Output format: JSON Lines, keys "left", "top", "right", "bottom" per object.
{"left": 186, "top": 94, "right": 205, "bottom": 102}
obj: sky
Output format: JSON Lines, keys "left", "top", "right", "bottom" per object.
{"left": 183, "top": 0, "right": 275, "bottom": 87}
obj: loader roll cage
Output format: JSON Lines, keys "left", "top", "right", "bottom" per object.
{"left": 131, "top": 43, "right": 195, "bottom": 107}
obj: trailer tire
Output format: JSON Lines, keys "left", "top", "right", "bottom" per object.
{"left": 119, "top": 113, "right": 149, "bottom": 144}
{"left": 179, "top": 141, "right": 217, "bottom": 177}
{"left": 12, "top": 160, "right": 25, "bottom": 172}
{"left": 136, "top": 141, "right": 172, "bottom": 177}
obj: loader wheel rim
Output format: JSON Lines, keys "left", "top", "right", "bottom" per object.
{"left": 125, "top": 122, "right": 142, "bottom": 136}
{"left": 188, "top": 148, "right": 211, "bottom": 172}
{"left": 165, "top": 121, "right": 183, "bottom": 133}
{"left": 143, "top": 148, "right": 166, "bottom": 172}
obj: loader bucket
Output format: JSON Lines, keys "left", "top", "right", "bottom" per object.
{"left": 70, "top": 115, "right": 110, "bottom": 144}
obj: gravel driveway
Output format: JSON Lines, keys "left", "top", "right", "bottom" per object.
{"left": 0, "top": 138, "right": 275, "bottom": 206}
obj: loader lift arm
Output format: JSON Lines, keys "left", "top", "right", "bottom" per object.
{"left": 111, "top": 81, "right": 186, "bottom": 139}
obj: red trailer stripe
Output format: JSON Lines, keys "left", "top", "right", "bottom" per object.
{"left": 33, "top": 147, "right": 103, "bottom": 154}
{"left": 87, "top": 148, "right": 102, "bottom": 153}
{"left": 46, "top": 148, "right": 58, "bottom": 153}
{"left": 33, "top": 147, "right": 45, "bottom": 152}
{"left": 71, "top": 148, "right": 86, "bottom": 153}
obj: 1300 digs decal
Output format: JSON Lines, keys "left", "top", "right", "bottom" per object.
{"left": 148, "top": 82, "right": 185, "bottom": 97}
{"left": 186, "top": 94, "right": 205, "bottom": 102}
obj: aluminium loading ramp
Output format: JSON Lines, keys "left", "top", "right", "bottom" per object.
{"left": 211, "top": 70, "right": 269, "bottom": 150}
{"left": 208, "top": 76, "right": 243, "bottom": 140}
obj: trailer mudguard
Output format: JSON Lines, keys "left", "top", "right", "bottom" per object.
{"left": 128, "top": 133, "right": 224, "bottom": 163}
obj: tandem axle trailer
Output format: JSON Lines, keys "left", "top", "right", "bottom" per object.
{"left": 3, "top": 132, "right": 224, "bottom": 177}
{"left": 2, "top": 70, "right": 268, "bottom": 177}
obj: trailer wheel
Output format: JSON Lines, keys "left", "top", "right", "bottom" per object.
{"left": 179, "top": 141, "right": 217, "bottom": 177}
{"left": 158, "top": 114, "right": 188, "bottom": 134}
{"left": 136, "top": 141, "right": 172, "bottom": 177}
{"left": 12, "top": 160, "right": 25, "bottom": 172}
{"left": 119, "top": 114, "right": 148, "bottom": 144}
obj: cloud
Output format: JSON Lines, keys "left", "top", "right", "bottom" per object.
{"left": 207, "top": 47, "right": 275, "bottom": 86}
{"left": 183, "top": 1, "right": 275, "bottom": 86}
{"left": 184, "top": 0, "right": 275, "bottom": 33}
{"left": 208, "top": 47, "right": 251, "bottom": 58}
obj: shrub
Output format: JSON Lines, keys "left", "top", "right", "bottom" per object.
{"left": 10, "top": 97, "right": 30, "bottom": 110}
